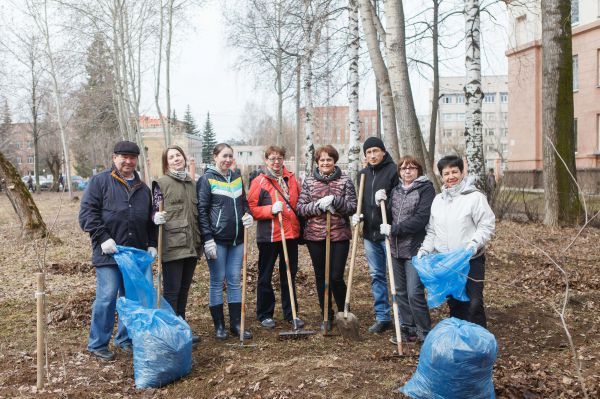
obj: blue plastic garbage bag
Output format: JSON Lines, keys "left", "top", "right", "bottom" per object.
{"left": 412, "top": 248, "right": 474, "bottom": 308}
{"left": 114, "top": 245, "right": 171, "bottom": 310}
{"left": 400, "top": 317, "right": 497, "bottom": 399}
{"left": 117, "top": 297, "right": 192, "bottom": 389}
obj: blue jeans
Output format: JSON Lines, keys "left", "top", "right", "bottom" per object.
{"left": 363, "top": 239, "right": 391, "bottom": 322}
{"left": 88, "top": 265, "right": 129, "bottom": 351}
{"left": 207, "top": 242, "right": 243, "bottom": 306}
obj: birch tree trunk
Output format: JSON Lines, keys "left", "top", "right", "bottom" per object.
{"left": 347, "top": 0, "right": 361, "bottom": 184}
{"left": 541, "top": 0, "right": 580, "bottom": 225}
{"left": 464, "top": 0, "right": 485, "bottom": 189}
{"left": 357, "top": 0, "right": 398, "bottom": 155}
{"left": 303, "top": 52, "right": 315, "bottom": 176}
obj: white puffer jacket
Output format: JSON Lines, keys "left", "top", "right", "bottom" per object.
{"left": 420, "top": 176, "right": 495, "bottom": 257}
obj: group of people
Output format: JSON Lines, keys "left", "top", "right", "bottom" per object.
{"left": 79, "top": 137, "right": 495, "bottom": 362}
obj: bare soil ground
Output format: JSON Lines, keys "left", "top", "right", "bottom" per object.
{"left": 0, "top": 192, "right": 598, "bottom": 398}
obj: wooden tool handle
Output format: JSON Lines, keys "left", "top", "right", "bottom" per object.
{"left": 156, "top": 201, "right": 164, "bottom": 309}
{"left": 324, "top": 211, "right": 331, "bottom": 328}
{"left": 240, "top": 226, "right": 249, "bottom": 343}
{"left": 276, "top": 193, "right": 298, "bottom": 322}
{"left": 344, "top": 173, "right": 365, "bottom": 317}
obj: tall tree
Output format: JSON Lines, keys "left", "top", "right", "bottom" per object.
{"left": 183, "top": 104, "right": 199, "bottom": 135}
{"left": 201, "top": 112, "right": 217, "bottom": 164}
{"left": 464, "top": 0, "right": 485, "bottom": 188}
{"left": 541, "top": 0, "right": 580, "bottom": 225}
{"left": 347, "top": 0, "right": 361, "bottom": 184}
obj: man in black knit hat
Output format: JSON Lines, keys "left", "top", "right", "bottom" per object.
{"left": 351, "top": 137, "right": 399, "bottom": 333}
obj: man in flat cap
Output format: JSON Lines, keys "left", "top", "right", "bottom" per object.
{"left": 351, "top": 137, "right": 399, "bottom": 334}
{"left": 79, "top": 140, "right": 157, "bottom": 361}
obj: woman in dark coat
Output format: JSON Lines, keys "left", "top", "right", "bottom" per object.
{"left": 297, "top": 145, "right": 357, "bottom": 329}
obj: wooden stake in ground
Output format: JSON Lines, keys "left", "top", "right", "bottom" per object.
{"left": 380, "top": 201, "right": 403, "bottom": 356}
{"left": 36, "top": 272, "right": 45, "bottom": 389}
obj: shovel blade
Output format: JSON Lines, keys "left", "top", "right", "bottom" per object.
{"left": 335, "top": 311, "right": 360, "bottom": 340}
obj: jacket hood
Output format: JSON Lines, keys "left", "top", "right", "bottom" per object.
{"left": 441, "top": 175, "right": 480, "bottom": 199}
{"left": 205, "top": 165, "right": 232, "bottom": 179}
{"left": 312, "top": 165, "right": 342, "bottom": 182}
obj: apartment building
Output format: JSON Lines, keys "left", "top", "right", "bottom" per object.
{"left": 433, "top": 76, "right": 509, "bottom": 172}
{"left": 506, "top": 0, "right": 600, "bottom": 184}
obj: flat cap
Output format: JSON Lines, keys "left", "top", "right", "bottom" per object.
{"left": 113, "top": 140, "right": 140, "bottom": 155}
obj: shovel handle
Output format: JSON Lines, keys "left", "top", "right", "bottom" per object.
{"left": 344, "top": 173, "right": 365, "bottom": 318}
{"left": 156, "top": 201, "right": 164, "bottom": 309}
{"left": 240, "top": 224, "right": 249, "bottom": 344}
{"left": 276, "top": 193, "right": 299, "bottom": 323}
{"left": 381, "top": 200, "right": 403, "bottom": 356}
{"left": 323, "top": 211, "right": 331, "bottom": 331}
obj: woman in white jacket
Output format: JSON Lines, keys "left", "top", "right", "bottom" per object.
{"left": 418, "top": 155, "right": 495, "bottom": 328}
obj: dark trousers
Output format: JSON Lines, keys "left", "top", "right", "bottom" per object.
{"left": 256, "top": 240, "right": 299, "bottom": 321}
{"left": 306, "top": 240, "right": 349, "bottom": 318}
{"left": 448, "top": 255, "right": 487, "bottom": 328}
{"left": 162, "top": 257, "right": 197, "bottom": 319}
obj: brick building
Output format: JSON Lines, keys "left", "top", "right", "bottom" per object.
{"left": 506, "top": 0, "right": 600, "bottom": 191}
{"left": 4, "top": 123, "right": 35, "bottom": 176}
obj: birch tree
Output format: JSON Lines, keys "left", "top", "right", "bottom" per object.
{"left": 347, "top": 0, "right": 360, "bottom": 183}
{"left": 541, "top": 0, "right": 580, "bottom": 225}
{"left": 464, "top": 0, "right": 485, "bottom": 188}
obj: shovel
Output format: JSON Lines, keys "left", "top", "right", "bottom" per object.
{"left": 322, "top": 211, "right": 332, "bottom": 335}
{"left": 336, "top": 173, "right": 365, "bottom": 340}
{"left": 275, "top": 197, "right": 316, "bottom": 340}
{"left": 381, "top": 200, "right": 403, "bottom": 356}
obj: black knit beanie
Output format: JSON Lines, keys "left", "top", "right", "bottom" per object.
{"left": 363, "top": 136, "right": 386, "bottom": 155}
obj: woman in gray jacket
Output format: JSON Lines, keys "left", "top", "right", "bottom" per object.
{"left": 378, "top": 156, "right": 435, "bottom": 343}
{"left": 418, "top": 155, "right": 496, "bottom": 328}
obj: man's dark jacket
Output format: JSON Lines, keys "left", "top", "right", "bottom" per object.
{"left": 360, "top": 152, "right": 400, "bottom": 242}
{"left": 79, "top": 167, "right": 157, "bottom": 267}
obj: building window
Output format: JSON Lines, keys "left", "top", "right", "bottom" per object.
{"left": 571, "top": 0, "right": 579, "bottom": 24}
{"left": 486, "top": 129, "right": 495, "bottom": 136}
{"left": 444, "top": 129, "right": 453, "bottom": 137}
{"left": 28, "top": 156, "right": 34, "bottom": 164}
{"left": 485, "top": 113, "right": 495, "bottom": 121}
{"left": 485, "top": 145, "right": 494, "bottom": 152}
{"left": 16, "top": 157, "right": 21, "bottom": 164}
{"left": 28, "top": 141, "right": 33, "bottom": 148}
{"left": 483, "top": 93, "right": 496, "bottom": 103}
{"left": 456, "top": 95, "right": 465, "bottom": 104}
{"left": 501, "top": 128, "right": 508, "bottom": 137}
{"left": 443, "top": 95, "right": 453, "bottom": 104}
{"left": 573, "top": 55, "right": 579, "bottom": 91}
{"left": 443, "top": 113, "right": 455, "bottom": 121}
{"left": 501, "top": 112, "right": 508, "bottom": 121}
{"left": 16, "top": 142, "right": 21, "bottom": 149}
{"left": 457, "top": 113, "right": 465, "bottom": 121}
{"left": 500, "top": 92, "right": 508, "bottom": 103}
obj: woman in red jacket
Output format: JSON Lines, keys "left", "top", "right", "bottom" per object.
{"left": 297, "top": 145, "right": 357, "bottom": 330}
{"left": 247, "top": 145, "right": 304, "bottom": 329}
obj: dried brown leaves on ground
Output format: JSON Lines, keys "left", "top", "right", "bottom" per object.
{"left": 0, "top": 193, "right": 598, "bottom": 398}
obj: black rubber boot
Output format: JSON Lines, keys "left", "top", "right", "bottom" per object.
{"left": 228, "top": 303, "right": 253, "bottom": 339}
{"left": 209, "top": 304, "right": 228, "bottom": 341}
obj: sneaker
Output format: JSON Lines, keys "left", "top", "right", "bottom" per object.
{"left": 89, "top": 348, "right": 115, "bottom": 361}
{"left": 288, "top": 318, "right": 305, "bottom": 329}
{"left": 192, "top": 335, "right": 201, "bottom": 345}
{"left": 260, "top": 318, "right": 276, "bottom": 329}
{"left": 368, "top": 320, "right": 392, "bottom": 334}
{"left": 118, "top": 341, "right": 133, "bottom": 353}
{"left": 389, "top": 334, "right": 417, "bottom": 346}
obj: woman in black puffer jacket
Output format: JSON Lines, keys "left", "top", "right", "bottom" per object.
{"left": 379, "top": 156, "right": 435, "bottom": 343}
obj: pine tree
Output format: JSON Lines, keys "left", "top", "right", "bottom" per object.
{"left": 201, "top": 112, "right": 217, "bottom": 164}
{"left": 0, "top": 100, "right": 12, "bottom": 146}
{"left": 183, "top": 105, "right": 199, "bottom": 135}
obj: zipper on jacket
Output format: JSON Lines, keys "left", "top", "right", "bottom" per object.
{"left": 216, "top": 209, "right": 222, "bottom": 229}
{"left": 230, "top": 173, "right": 239, "bottom": 246}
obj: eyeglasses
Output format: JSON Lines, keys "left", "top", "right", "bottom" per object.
{"left": 267, "top": 157, "right": 284, "bottom": 163}
{"left": 400, "top": 166, "right": 418, "bottom": 172}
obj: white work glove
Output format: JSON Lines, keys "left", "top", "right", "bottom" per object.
{"left": 204, "top": 239, "right": 217, "bottom": 260}
{"left": 271, "top": 201, "right": 283, "bottom": 214}
{"left": 101, "top": 238, "right": 118, "bottom": 255}
{"left": 316, "top": 195, "right": 335, "bottom": 211}
{"left": 466, "top": 241, "right": 478, "bottom": 254}
{"left": 241, "top": 213, "right": 254, "bottom": 228}
{"left": 375, "top": 189, "right": 387, "bottom": 206}
{"left": 380, "top": 223, "right": 391, "bottom": 237}
{"left": 416, "top": 248, "right": 428, "bottom": 259}
{"left": 147, "top": 247, "right": 157, "bottom": 258}
{"left": 153, "top": 211, "right": 166, "bottom": 225}
{"left": 351, "top": 213, "right": 363, "bottom": 227}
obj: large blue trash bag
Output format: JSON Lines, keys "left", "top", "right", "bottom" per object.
{"left": 400, "top": 317, "right": 497, "bottom": 399}
{"left": 412, "top": 248, "right": 474, "bottom": 308}
{"left": 117, "top": 297, "right": 192, "bottom": 389}
{"left": 113, "top": 246, "right": 192, "bottom": 388}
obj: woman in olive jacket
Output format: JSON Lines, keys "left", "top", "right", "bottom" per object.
{"left": 297, "top": 145, "right": 357, "bottom": 329}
